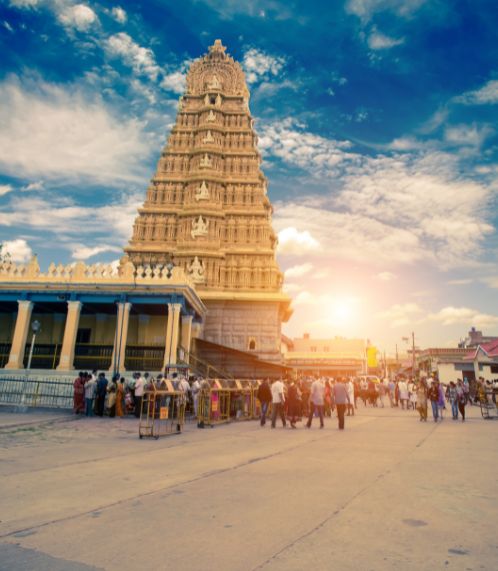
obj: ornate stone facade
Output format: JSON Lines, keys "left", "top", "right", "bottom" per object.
{"left": 125, "top": 40, "right": 291, "bottom": 361}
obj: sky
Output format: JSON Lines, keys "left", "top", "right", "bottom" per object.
{"left": 0, "top": 0, "right": 498, "bottom": 355}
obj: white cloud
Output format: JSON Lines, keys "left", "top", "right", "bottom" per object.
{"left": 427, "top": 306, "right": 498, "bottom": 328}
{"left": 266, "top": 117, "right": 495, "bottom": 269}
{"left": 196, "top": 0, "right": 294, "bottom": 20}
{"left": 242, "top": 48, "right": 286, "bottom": 84}
{"left": 0, "top": 75, "right": 152, "bottom": 184}
{"left": 0, "top": 239, "right": 33, "bottom": 263}
{"left": 21, "top": 181, "right": 44, "bottom": 192}
{"left": 283, "top": 282, "right": 303, "bottom": 293}
{"left": 72, "top": 244, "right": 122, "bottom": 260}
{"left": 104, "top": 32, "right": 160, "bottom": 81}
{"left": 444, "top": 124, "right": 493, "bottom": 148}
{"left": 277, "top": 227, "right": 320, "bottom": 255}
{"left": 58, "top": 4, "right": 98, "bottom": 32}
{"left": 346, "top": 0, "right": 427, "bottom": 22}
{"left": 456, "top": 80, "right": 498, "bottom": 105}
{"left": 3, "top": 21, "right": 14, "bottom": 33}
{"left": 376, "top": 271, "right": 397, "bottom": 281}
{"left": 161, "top": 71, "right": 187, "bottom": 94}
{"left": 0, "top": 184, "right": 13, "bottom": 196}
{"left": 111, "top": 6, "right": 127, "bottom": 24}
{"left": 9, "top": 0, "right": 39, "bottom": 8}
{"left": 368, "top": 31, "right": 404, "bottom": 50}
{"left": 0, "top": 192, "right": 142, "bottom": 250}
{"left": 284, "top": 263, "right": 313, "bottom": 278}
{"left": 377, "top": 302, "right": 423, "bottom": 328}
{"left": 259, "top": 118, "right": 352, "bottom": 173}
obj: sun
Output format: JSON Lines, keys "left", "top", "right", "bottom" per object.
{"left": 327, "top": 297, "right": 358, "bottom": 325}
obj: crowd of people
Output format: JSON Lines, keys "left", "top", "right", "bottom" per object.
{"left": 72, "top": 370, "right": 191, "bottom": 419}
{"left": 73, "top": 369, "right": 497, "bottom": 426}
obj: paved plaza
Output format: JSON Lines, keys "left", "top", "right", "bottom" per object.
{"left": 0, "top": 405, "right": 497, "bottom": 571}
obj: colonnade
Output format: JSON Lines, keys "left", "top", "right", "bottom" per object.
{"left": 3, "top": 299, "right": 194, "bottom": 372}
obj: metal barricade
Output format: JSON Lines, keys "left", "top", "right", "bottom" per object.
{"left": 139, "top": 381, "right": 185, "bottom": 439}
{"left": 197, "top": 379, "right": 231, "bottom": 427}
{"left": 480, "top": 388, "right": 498, "bottom": 420}
{"left": 229, "top": 379, "right": 253, "bottom": 420}
{"left": 0, "top": 375, "right": 74, "bottom": 408}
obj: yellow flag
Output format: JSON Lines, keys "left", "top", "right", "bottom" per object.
{"left": 367, "top": 346, "right": 378, "bottom": 368}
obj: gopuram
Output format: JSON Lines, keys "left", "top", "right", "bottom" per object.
{"left": 0, "top": 41, "right": 291, "bottom": 377}
{"left": 125, "top": 40, "right": 292, "bottom": 364}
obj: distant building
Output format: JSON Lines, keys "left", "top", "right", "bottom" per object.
{"left": 459, "top": 327, "right": 498, "bottom": 348}
{"left": 282, "top": 333, "right": 366, "bottom": 377}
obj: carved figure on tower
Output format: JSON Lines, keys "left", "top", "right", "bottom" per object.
{"left": 191, "top": 215, "right": 209, "bottom": 239}
{"left": 199, "top": 154, "right": 212, "bottom": 168}
{"left": 187, "top": 256, "right": 205, "bottom": 283}
{"left": 195, "top": 181, "right": 210, "bottom": 201}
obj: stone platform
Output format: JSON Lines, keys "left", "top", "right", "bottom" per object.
{"left": 0, "top": 405, "right": 496, "bottom": 570}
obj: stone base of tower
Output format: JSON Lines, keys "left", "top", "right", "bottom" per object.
{"left": 199, "top": 293, "right": 292, "bottom": 364}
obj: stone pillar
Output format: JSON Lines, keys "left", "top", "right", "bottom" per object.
{"left": 110, "top": 302, "right": 132, "bottom": 374}
{"left": 180, "top": 315, "right": 193, "bottom": 362}
{"left": 5, "top": 300, "right": 33, "bottom": 369}
{"left": 163, "top": 303, "right": 181, "bottom": 370}
{"left": 56, "top": 301, "right": 82, "bottom": 371}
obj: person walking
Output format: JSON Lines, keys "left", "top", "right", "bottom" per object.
{"left": 398, "top": 378, "right": 409, "bottom": 410}
{"left": 428, "top": 379, "right": 440, "bottom": 422}
{"left": 456, "top": 380, "right": 466, "bottom": 422}
{"left": 448, "top": 381, "right": 458, "bottom": 420}
{"left": 306, "top": 377, "right": 325, "bottom": 429}
{"left": 287, "top": 381, "right": 301, "bottom": 428}
{"left": 437, "top": 381, "right": 446, "bottom": 421}
{"left": 346, "top": 379, "right": 355, "bottom": 416}
{"left": 257, "top": 378, "right": 272, "bottom": 426}
{"left": 416, "top": 378, "right": 428, "bottom": 422}
{"left": 333, "top": 378, "right": 350, "bottom": 430}
{"left": 84, "top": 372, "right": 96, "bottom": 417}
{"left": 270, "top": 378, "right": 286, "bottom": 428}
{"left": 191, "top": 377, "right": 201, "bottom": 418}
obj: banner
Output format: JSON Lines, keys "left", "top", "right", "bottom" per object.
{"left": 367, "top": 346, "right": 378, "bottom": 368}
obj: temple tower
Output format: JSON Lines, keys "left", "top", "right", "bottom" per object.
{"left": 125, "top": 40, "right": 291, "bottom": 362}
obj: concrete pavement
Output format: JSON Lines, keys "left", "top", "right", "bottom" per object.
{"left": 0, "top": 405, "right": 496, "bottom": 571}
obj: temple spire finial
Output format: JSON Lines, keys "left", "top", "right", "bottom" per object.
{"left": 209, "top": 39, "right": 227, "bottom": 56}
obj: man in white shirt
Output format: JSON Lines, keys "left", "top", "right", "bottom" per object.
{"left": 134, "top": 373, "right": 145, "bottom": 418}
{"left": 306, "top": 377, "right": 325, "bottom": 429}
{"left": 271, "top": 378, "right": 287, "bottom": 428}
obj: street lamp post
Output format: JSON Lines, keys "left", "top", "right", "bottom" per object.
{"left": 27, "top": 319, "right": 41, "bottom": 371}
{"left": 402, "top": 332, "right": 417, "bottom": 380}
{"left": 19, "top": 319, "right": 41, "bottom": 411}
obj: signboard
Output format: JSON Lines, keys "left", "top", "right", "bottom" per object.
{"left": 160, "top": 407, "right": 169, "bottom": 420}
{"left": 367, "top": 346, "right": 378, "bottom": 368}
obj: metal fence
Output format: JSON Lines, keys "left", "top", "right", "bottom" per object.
{"left": 0, "top": 375, "right": 74, "bottom": 409}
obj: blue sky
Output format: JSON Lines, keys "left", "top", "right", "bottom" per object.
{"left": 1, "top": 0, "right": 498, "bottom": 354}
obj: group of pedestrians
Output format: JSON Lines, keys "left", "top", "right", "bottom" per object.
{"left": 254, "top": 374, "right": 478, "bottom": 430}
{"left": 256, "top": 377, "right": 352, "bottom": 431}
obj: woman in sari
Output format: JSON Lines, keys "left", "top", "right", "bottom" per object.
{"left": 73, "top": 372, "right": 85, "bottom": 414}
{"left": 116, "top": 377, "right": 126, "bottom": 417}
